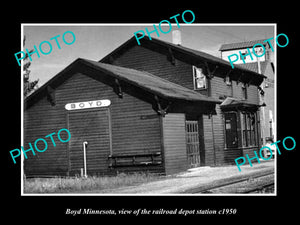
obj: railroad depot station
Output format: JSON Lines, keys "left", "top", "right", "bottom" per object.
{"left": 24, "top": 34, "right": 269, "bottom": 177}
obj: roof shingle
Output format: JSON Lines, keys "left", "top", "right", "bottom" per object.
{"left": 25, "top": 58, "right": 220, "bottom": 109}
{"left": 219, "top": 39, "right": 270, "bottom": 51}
{"left": 101, "top": 34, "right": 266, "bottom": 80}
{"left": 81, "top": 59, "right": 220, "bottom": 103}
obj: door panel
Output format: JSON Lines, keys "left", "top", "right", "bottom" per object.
{"left": 186, "top": 120, "right": 201, "bottom": 168}
{"left": 224, "top": 113, "right": 238, "bottom": 148}
{"left": 68, "top": 109, "right": 110, "bottom": 175}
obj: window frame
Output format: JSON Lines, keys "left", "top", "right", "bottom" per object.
{"left": 241, "top": 112, "right": 257, "bottom": 147}
{"left": 240, "top": 50, "right": 248, "bottom": 61}
{"left": 192, "top": 66, "right": 207, "bottom": 90}
{"left": 242, "top": 83, "right": 248, "bottom": 100}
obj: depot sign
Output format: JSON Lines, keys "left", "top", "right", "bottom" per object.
{"left": 65, "top": 99, "right": 111, "bottom": 111}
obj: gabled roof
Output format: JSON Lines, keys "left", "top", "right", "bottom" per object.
{"left": 25, "top": 58, "right": 220, "bottom": 109}
{"left": 219, "top": 39, "right": 270, "bottom": 51}
{"left": 82, "top": 59, "right": 219, "bottom": 103}
{"left": 100, "top": 34, "right": 266, "bottom": 85}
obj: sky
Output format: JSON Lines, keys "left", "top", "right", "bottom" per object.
{"left": 23, "top": 24, "right": 275, "bottom": 86}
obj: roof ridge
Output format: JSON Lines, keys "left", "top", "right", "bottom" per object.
{"left": 101, "top": 34, "right": 266, "bottom": 80}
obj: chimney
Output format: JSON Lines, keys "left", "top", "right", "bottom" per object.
{"left": 257, "top": 55, "right": 261, "bottom": 74}
{"left": 172, "top": 30, "right": 182, "bottom": 45}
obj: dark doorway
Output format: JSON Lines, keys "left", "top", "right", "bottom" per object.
{"left": 224, "top": 112, "right": 238, "bottom": 148}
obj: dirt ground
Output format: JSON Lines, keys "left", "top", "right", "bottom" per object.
{"left": 89, "top": 160, "right": 275, "bottom": 194}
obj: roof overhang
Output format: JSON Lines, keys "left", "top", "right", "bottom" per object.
{"left": 100, "top": 34, "right": 267, "bottom": 86}
{"left": 219, "top": 39, "right": 272, "bottom": 51}
{"left": 25, "top": 58, "right": 220, "bottom": 110}
{"left": 220, "top": 97, "right": 260, "bottom": 112}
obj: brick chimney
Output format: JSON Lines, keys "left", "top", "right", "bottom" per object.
{"left": 172, "top": 30, "right": 182, "bottom": 45}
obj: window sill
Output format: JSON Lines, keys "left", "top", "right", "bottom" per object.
{"left": 193, "top": 88, "right": 207, "bottom": 91}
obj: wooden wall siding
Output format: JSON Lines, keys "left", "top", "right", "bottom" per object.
{"left": 211, "top": 106, "right": 225, "bottom": 165}
{"left": 224, "top": 148, "right": 243, "bottom": 164}
{"left": 110, "top": 95, "right": 161, "bottom": 156}
{"left": 210, "top": 76, "right": 259, "bottom": 104}
{"left": 162, "top": 113, "right": 188, "bottom": 175}
{"left": 210, "top": 76, "right": 230, "bottom": 99}
{"left": 112, "top": 45, "right": 195, "bottom": 90}
{"left": 246, "top": 85, "right": 259, "bottom": 104}
{"left": 202, "top": 111, "right": 243, "bottom": 166}
{"left": 202, "top": 115, "right": 216, "bottom": 166}
{"left": 68, "top": 109, "right": 110, "bottom": 176}
{"left": 242, "top": 147, "right": 260, "bottom": 161}
{"left": 110, "top": 44, "right": 261, "bottom": 168}
{"left": 197, "top": 115, "right": 206, "bottom": 166}
{"left": 24, "top": 72, "right": 163, "bottom": 176}
{"left": 112, "top": 45, "right": 260, "bottom": 106}
{"left": 24, "top": 96, "right": 68, "bottom": 176}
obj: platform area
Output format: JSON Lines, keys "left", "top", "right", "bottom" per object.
{"left": 98, "top": 160, "right": 275, "bottom": 194}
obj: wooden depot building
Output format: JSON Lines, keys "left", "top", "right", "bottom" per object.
{"left": 24, "top": 34, "right": 266, "bottom": 177}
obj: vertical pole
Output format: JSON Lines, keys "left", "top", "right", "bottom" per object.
{"left": 83, "top": 141, "right": 88, "bottom": 178}
{"left": 269, "top": 120, "right": 273, "bottom": 139}
{"left": 211, "top": 115, "right": 216, "bottom": 166}
{"left": 66, "top": 113, "right": 70, "bottom": 176}
{"left": 257, "top": 53, "right": 261, "bottom": 74}
{"left": 269, "top": 110, "right": 273, "bottom": 139}
{"left": 257, "top": 53, "right": 265, "bottom": 146}
{"left": 107, "top": 108, "right": 113, "bottom": 155}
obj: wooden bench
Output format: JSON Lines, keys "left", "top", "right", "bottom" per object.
{"left": 108, "top": 152, "right": 162, "bottom": 168}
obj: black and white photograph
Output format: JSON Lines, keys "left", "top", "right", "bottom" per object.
{"left": 21, "top": 24, "right": 276, "bottom": 195}
{"left": 4, "top": 6, "right": 298, "bottom": 220}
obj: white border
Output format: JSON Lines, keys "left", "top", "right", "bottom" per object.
{"left": 21, "top": 23, "right": 277, "bottom": 196}
{"left": 21, "top": 24, "right": 24, "bottom": 192}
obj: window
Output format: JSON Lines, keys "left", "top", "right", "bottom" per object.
{"left": 240, "top": 50, "right": 248, "bottom": 61}
{"left": 255, "top": 47, "right": 264, "bottom": 57}
{"left": 225, "top": 75, "right": 232, "bottom": 86}
{"left": 241, "top": 112, "right": 257, "bottom": 147}
{"left": 225, "top": 75, "right": 233, "bottom": 97}
{"left": 224, "top": 112, "right": 238, "bottom": 148}
{"left": 193, "top": 66, "right": 207, "bottom": 90}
